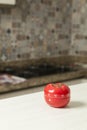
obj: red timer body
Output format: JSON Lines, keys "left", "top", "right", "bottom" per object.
{"left": 44, "top": 83, "right": 70, "bottom": 108}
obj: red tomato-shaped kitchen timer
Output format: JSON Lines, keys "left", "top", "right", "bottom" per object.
{"left": 44, "top": 83, "right": 70, "bottom": 108}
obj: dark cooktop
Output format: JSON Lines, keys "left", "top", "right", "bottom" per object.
{"left": 0, "top": 64, "right": 78, "bottom": 79}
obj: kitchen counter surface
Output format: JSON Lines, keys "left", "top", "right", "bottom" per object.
{"left": 0, "top": 56, "right": 87, "bottom": 69}
{"left": 0, "top": 82, "right": 87, "bottom": 130}
{"left": 0, "top": 69, "right": 85, "bottom": 93}
{"left": 0, "top": 56, "right": 86, "bottom": 94}
{"left": 0, "top": 78, "right": 87, "bottom": 99}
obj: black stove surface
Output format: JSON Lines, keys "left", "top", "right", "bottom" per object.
{"left": 0, "top": 64, "right": 78, "bottom": 79}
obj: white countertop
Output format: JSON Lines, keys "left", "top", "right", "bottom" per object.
{"left": 0, "top": 83, "right": 87, "bottom": 130}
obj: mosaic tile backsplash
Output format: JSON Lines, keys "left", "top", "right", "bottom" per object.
{"left": 0, "top": 0, "right": 86, "bottom": 61}
{"left": 70, "top": 0, "right": 87, "bottom": 56}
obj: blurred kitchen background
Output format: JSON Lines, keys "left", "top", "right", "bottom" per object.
{"left": 0, "top": 0, "right": 87, "bottom": 96}
{"left": 0, "top": 0, "right": 87, "bottom": 60}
